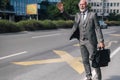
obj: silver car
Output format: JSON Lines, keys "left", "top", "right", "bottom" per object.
{"left": 99, "top": 21, "right": 108, "bottom": 29}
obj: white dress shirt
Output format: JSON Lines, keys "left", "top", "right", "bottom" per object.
{"left": 81, "top": 10, "right": 88, "bottom": 20}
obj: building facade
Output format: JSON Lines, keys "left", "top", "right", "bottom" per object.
{"left": 0, "top": 0, "right": 14, "bottom": 20}
{"left": 88, "top": 0, "right": 120, "bottom": 16}
{"left": 10, "top": 0, "right": 61, "bottom": 16}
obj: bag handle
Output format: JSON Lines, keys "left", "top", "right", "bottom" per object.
{"left": 98, "top": 47, "right": 105, "bottom": 50}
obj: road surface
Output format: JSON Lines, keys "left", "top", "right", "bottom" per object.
{"left": 0, "top": 26, "right": 120, "bottom": 80}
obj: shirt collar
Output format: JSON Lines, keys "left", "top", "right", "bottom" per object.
{"left": 81, "top": 10, "right": 88, "bottom": 15}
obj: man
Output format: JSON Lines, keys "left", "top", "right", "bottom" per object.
{"left": 57, "top": 0, "right": 105, "bottom": 80}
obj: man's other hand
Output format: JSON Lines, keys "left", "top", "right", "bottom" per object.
{"left": 98, "top": 42, "right": 105, "bottom": 48}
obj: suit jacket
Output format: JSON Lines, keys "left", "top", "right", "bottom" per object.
{"left": 62, "top": 11, "right": 104, "bottom": 45}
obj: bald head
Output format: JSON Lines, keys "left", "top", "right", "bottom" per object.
{"left": 78, "top": 0, "right": 87, "bottom": 12}
{"left": 80, "top": 0, "right": 87, "bottom": 4}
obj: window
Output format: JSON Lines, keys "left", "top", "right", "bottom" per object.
{"left": 91, "top": 2, "right": 93, "bottom": 6}
{"left": 97, "top": 2, "right": 100, "bottom": 6}
{"left": 107, "top": 9, "right": 109, "bottom": 13}
{"left": 113, "top": 9, "right": 116, "bottom": 13}
{"left": 117, "top": 3, "right": 119, "bottom": 6}
{"left": 110, "top": 3, "right": 113, "bottom": 7}
{"left": 110, "top": 9, "right": 112, "bottom": 13}
{"left": 100, "top": 2, "right": 102, "bottom": 6}
{"left": 104, "top": 3, "right": 106, "bottom": 7}
{"left": 97, "top": 9, "right": 99, "bottom": 12}
{"left": 117, "top": 10, "right": 119, "bottom": 13}
{"left": 94, "top": 9, "right": 96, "bottom": 12}
{"left": 114, "top": 3, "right": 116, "bottom": 6}
{"left": 94, "top": 2, "right": 96, "bottom": 6}
{"left": 107, "top": 3, "right": 109, "bottom": 7}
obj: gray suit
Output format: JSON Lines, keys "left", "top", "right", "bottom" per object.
{"left": 66, "top": 11, "right": 104, "bottom": 80}
{"left": 70, "top": 11, "right": 104, "bottom": 44}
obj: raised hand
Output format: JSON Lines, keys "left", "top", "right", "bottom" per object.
{"left": 56, "top": 2, "right": 64, "bottom": 12}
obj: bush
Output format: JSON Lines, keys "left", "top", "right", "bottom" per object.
{"left": 105, "top": 21, "right": 120, "bottom": 26}
{"left": 17, "top": 20, "right": 44, "bottom": 31}
{"left": 65, "top": 20, "right": 74, "bottom": 28}
{"left": 40, "top": 20, "right": 57, "bottom": 29}
{"left": 0, "top": 20, "right": 23, "bottom": 33}
{"left": 0, "top": 19, "right": 74, "bottom": 33}
{"left": 53, "top": 20, "right": 73, "bottom": 28}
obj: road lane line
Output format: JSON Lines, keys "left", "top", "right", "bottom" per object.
{"left": 13, "top": 57, "right": 82, "bottom": 66}
{"left": 109, "top": 34, "right": 120, "bottom": 37}
{"left": 83, "top": 47, "right": 120, "bottom": 80}
{"left": 105, "top": 41, "right": 118, "bottom": 48}
{"left": 0, "top": 51, "right": 27, "bottom": 60}
{"left": 13, "top": 58, "right": 65, "bottom": 66}
{"left": 104, "top": 31, "right": 116, "bottom": 34}
{"left": 32, "top": 33, "right": 61, "bottom": 38}
{"left": 13, "top": 50, "right": 84, "bottom": 74}
{"left": 110, "top": 47, "right": 120, "bottom": 58}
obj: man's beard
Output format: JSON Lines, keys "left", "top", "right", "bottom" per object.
{"left": 80, "top": 8, "right": 85, "bottom": 12}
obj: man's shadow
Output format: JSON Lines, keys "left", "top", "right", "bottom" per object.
{"left": 105, "top": 76, "right": 120, "bottom": 80}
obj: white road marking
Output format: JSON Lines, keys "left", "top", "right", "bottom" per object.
{"left": 105, "top": 41, "right": 118, "bottom": 48}
{"left": 0, "top": 51, "right": 27, "bottom": 60}
{"left": 32, "top": 33, "right": 61, "bottom": 39}
{"left": 104, "top": 31, "right": 116, "bottom": 34}
{"left": 109, "top": 34, "right": 120, "bottom": 37}
{"left": 110, "top": 47, "right": 120, "bottom": 58}
{"left": 83, "top": 47, "right": 120, "bottom": 80}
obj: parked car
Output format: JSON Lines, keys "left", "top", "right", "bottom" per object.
{"left": 99, "top": 20, "right": 108, "bottom": 29}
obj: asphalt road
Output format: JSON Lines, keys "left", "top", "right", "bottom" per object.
{"left": 0, "top": 26, "right": 120, "bottom": 80}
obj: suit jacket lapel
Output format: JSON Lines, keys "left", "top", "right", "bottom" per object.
{"left": 78, "top": 12, "right": 81, "bottom": 24}
{"left": 83, "top": 12, "right": 91, "bottom": 26}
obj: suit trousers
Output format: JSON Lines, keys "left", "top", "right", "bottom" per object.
{"left": 80, "top": 40, "right": 101, "bottom": 80}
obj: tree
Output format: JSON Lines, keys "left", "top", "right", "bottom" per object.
{"left": 46, "top": 0, "right": 80, "bottom": 20}
{"left": 108, "top": 12, "right": 116, "bottom": 21}
{"left": 0, "top": 0, "right": 11, "bottom": 19}
{"left": 62, "top": 0, "right": 79, "bottom": 14}
{"left": 0, "top": 0, "right": 4, "bottom": 10}
{"left": 0, "top": 0, "right": 10, "bottom": 10}
{"left": 116, "top": 14, "right": 120, "bottom": 21}
{"left": 46, "top": 4, "right": 60, "bottom": 19}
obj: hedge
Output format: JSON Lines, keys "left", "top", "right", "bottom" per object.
{"left": 105, "top": 21, "right": 120, "bottom": 26}
{"left": 0, "top": 20, "right": 73, "bottom": 33}
{"left": 53, "top": 20, "right": 73, "bottom": 28}
{"left": 17, "top": 20, "right": 44, "bottom": 31}
{"left": 0, "top": 20, "right": 24, "bottom": 33}
{"left": 1, "top": 19, "right": 120, "bottom": 33}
